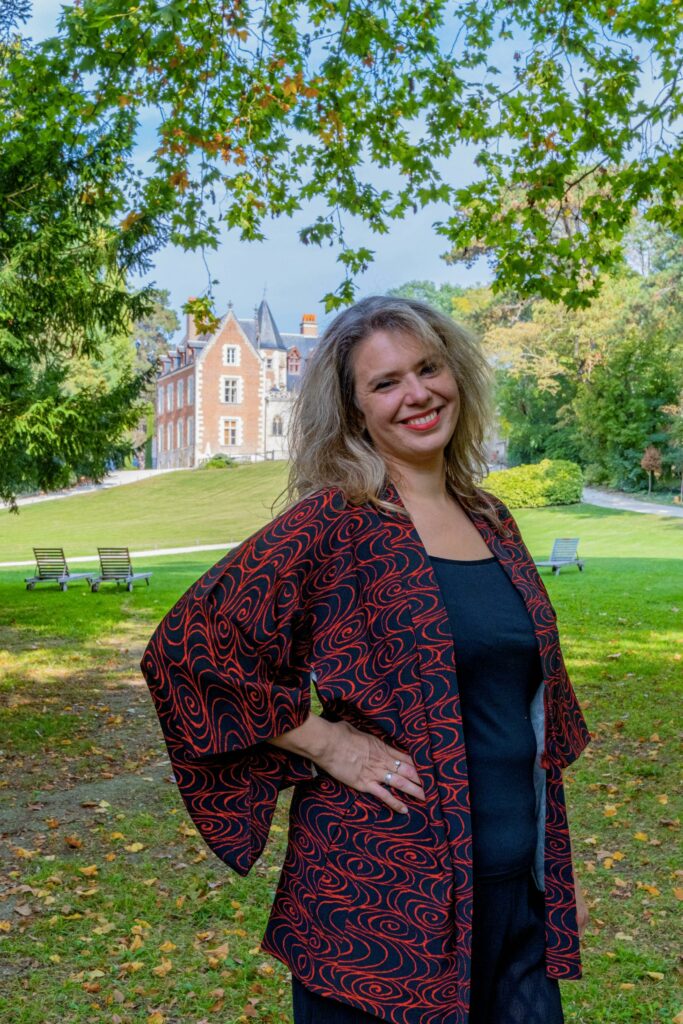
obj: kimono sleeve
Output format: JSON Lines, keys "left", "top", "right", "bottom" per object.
{"left": 492, "top": 495, "right": 591, "bottom": 770}
{"left": 140, "top": 506, "right": 326, "bottom": 876}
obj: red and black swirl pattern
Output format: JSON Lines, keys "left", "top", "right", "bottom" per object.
{"left": 141, "top": 486, "right": 590, "bottom": 1024}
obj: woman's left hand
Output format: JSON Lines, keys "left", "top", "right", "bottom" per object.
{"left": 575, "top": 877, "right": 589, "bottom": 939}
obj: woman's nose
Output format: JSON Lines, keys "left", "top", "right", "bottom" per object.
{"left": 403, "top": 374, "right": 431, "bottom": 403}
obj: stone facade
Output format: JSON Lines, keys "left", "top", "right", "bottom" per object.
{"left": 154, "top": 301, "right": 319, "bottom": 469}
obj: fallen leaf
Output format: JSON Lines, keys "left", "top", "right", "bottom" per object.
{"left": 656, "top": 795, "right": 669, "bottom": 805}
{"left": 64, "top": 835, "right": 83, "bottom": 849}
{"left": 0, "top": 921, "right": 11, "bottom": 932}
{"left": 634, "top": 831, "right": 649, "bottom": 842}
{"left": 615, "top": 932, "right": 634, "bottom": 941}
{"left": 79, "top": 866, "right": 98, "bottom": 877}
{"left": 603, "top": 804, "right": 618, "bottom": 817}
{"left": 619, "top": 982, "right": 635, "bottom": 991}
{"left": 147, "top": 1014, "right": 165, "bottom": 1024}
{"left": 646, "top": 971, "right": 664, "bottom": 981}
{"left": 673, "top": 888, "right": 683, "bottom": 901}
{"left": 124, "top": 842, "right": 145, "bottom": 853}
{"left": 159, "top": 940, "right": 177, "bottom": 953}
{"left": 152, "top": 958, "right": 173, "bottom": 977}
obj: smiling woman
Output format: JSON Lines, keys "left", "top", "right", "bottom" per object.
{"left": 141, "top": 295, "right": 590, "bottom": 1024}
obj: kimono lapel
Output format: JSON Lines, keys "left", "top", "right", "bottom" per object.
{"left": 372, "top": 484, "right": 559, "bottom": 807}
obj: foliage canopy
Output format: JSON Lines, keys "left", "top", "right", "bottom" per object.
{"left": 52, "top": 0, "right": 683, "bottom": 313}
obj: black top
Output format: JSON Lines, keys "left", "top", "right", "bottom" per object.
{"left": 429, "top": 555, "right": 541, "bottom": 879}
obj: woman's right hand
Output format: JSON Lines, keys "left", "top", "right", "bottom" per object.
{"left": 269, "top": 715, "right": 426, "bottom": 814}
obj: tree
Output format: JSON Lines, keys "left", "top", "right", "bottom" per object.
{"left": 131, "top": 288, "right": 179, "bottom": 377}
{"left": 661, "top": 395, "right": 683, "bottom": 501}
{"left": 50, "top": 0, "right": 682, "bottom": 313}
{"left": 640, "top": 445, "right": 662, "bottom": 494}
{"left": 130, "top": 290, "right": 180, "bottom": 466}
{"left": 0, "top": 10, "right": 155, "bottom": 507}
{"left": 388, "top": 281, "right": 466, "bottom": 316}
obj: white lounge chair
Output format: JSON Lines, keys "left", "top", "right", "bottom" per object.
{"left": 535, "top": 538, "right": 584, "bottom": 575}
{"left": 89, "top": 548, "right": 152, "bottom": 592}
{"left": 24, "top": 548, "right": 94, "bottom": 591}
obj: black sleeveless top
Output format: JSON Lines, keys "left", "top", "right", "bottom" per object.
{"left": 429, "top": 555, "right": 541, "bottom": 879}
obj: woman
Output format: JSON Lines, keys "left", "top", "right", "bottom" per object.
{"left": 141, "top": 296, "right": 590, "bottom": 1024}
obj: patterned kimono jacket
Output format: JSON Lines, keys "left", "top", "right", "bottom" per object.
{"left": 140, "top": 485, "right": 590, "bottom": 1024}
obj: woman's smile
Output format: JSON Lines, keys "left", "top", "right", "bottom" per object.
{"left": 400, "top": 408, "right": 443, "bottom": 430}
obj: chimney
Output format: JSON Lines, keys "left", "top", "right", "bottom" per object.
{"left": 300, "top": 313, "right": 318, "bottom": 337}
{"left": 186, "top": 297, "right": 197, "bottom": 341}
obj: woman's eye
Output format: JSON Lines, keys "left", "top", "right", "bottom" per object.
{"left": 374, "top": 380, "right": 394, "bottom": 391}
{"left": 421, "top": 363, "right": 439, "bottom": 375}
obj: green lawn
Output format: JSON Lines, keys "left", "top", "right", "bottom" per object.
{"left": 0, "top": 479, "right": 681, "bottom": 1024}
{"left": 0, "top": 464, "right": 289, "bottom": 562}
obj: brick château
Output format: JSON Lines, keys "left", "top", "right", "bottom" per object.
{"left": 155, "top": 300, "right": 319, "bottom": 468}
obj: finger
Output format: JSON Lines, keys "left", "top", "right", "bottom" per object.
{"left": 384, "top": 749, "right": 422, "bottom": 788}
{"left": 381, "top": 772, "right": 426, "bottom": 802}
{"left": 367, "top": 781, "right": 409, "bottom": 815}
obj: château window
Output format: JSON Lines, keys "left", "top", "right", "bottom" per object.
{"left": 272, "top": 415, "right": 283, "bottom": 437}
{"left": 222, "top": 345, "right": 240, "bottom": 366}
{"left": 221, "top": 376, "right": 242, "bottom": 404}
{"left": 221, "top": 417, "right": 242, "bottom": 446}
{"left": 287, "top": 351, "right": 301, "bottom": 374}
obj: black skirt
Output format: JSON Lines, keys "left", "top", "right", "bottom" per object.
{"left": 291, "top": 870, "right": 564, "bottom": 1024}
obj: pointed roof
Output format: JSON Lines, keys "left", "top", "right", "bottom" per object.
{"left": 255, "top": 299, "right": 286, "bottom": 350}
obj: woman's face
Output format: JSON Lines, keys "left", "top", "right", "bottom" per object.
{"left": 351, "top": 329, "right": 460, "bottom": 475}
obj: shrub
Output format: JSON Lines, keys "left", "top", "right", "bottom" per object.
{"left": 485, "top": 459, "right": 583, "bottom": 509}
{"left": 200, "top": 454, "right": 237, "bottom": 470}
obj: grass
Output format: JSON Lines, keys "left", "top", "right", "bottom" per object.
{"left": 0, "top": 475, "right": 681, "bottom": 1024}
{"left": 0, "top": 463, "right": 289, "bottom": 562}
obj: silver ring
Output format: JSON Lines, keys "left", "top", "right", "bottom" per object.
{"left": 384, "top": 771, "right": 393, "bottom": 785}
{"left": 394, "top": 760, "right": 402, "bottom": 771}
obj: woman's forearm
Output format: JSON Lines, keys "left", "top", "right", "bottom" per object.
{"left": 268, "top": 713, "right": 336, "bottom": 763}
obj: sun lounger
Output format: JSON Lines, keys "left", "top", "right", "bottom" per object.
{"left": 89, "top": 548, "right": 152, "bottom": 592}
{"left": 24, "top": 548, "right": 94, "bottom": 591}
{"left": 535, "top": 538, "right": 584, "bottom": 575}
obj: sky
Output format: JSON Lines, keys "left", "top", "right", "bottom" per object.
{"left": 26, "top": 1, "right": 494, "bottom": 342}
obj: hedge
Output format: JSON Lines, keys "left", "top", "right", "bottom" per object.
{"left": 485, "top": 459, "right": 583, "bottom": 508}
